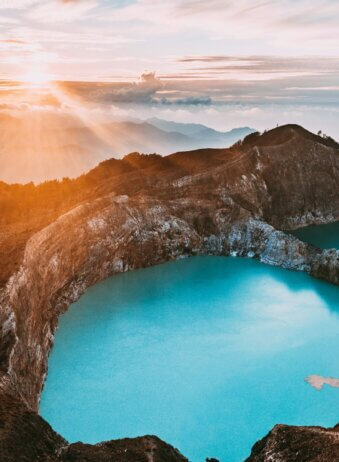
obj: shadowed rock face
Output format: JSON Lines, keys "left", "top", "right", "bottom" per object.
{"left": 0, "top": 124, "right": 338, "bottom": 461}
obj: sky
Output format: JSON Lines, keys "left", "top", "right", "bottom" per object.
{"left": 0, "top": 0, "right": 338, "bottom": 135}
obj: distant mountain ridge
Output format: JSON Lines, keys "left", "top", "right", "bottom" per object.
{"left": 147, "top": 117, "right": 255, "bottom": 146}
{"left": 0, "top": 111, "right": 255, "bottom": 184}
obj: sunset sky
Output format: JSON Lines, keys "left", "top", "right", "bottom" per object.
{"left": 0, "top": 0, "right": 339, "bottom": 135}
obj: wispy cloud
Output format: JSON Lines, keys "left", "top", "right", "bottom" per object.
{"left": 0, "top": 0, "right": 338, "bottom": 94}
{"left": 27, "top": 0, "right": 98, "bottom": 23}
{"left": 0, "top": 39, "right": 27, "bottom": 44}
{"left": 176, "top": 55, "right": 339, "bottom": 81}
{"left": 0, "top": 0, "right": 39, "bottom": 9}
{"left": 101, "top": 0, "right": 339, "bottom": 50}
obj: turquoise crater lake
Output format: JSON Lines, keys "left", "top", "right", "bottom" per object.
{"left": 292, "top": 220, "right": 339, "bottom": 249}
{"left": 41, "top": 223, "right": 339, "bottom": 462}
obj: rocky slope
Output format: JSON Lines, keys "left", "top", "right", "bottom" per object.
{"left": 0, "top": 124, "right": 338, "bottom": 461}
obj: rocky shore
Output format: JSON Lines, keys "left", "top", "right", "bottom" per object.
{"left": 0, "top": 124, "right": 338, "bottom": 460}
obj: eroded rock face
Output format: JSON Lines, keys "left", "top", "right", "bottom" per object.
{"left": 0, "top": 124, "right": 338, "bottom": 461}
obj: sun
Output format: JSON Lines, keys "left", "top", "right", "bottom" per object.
{"left": 21, "top": 63, "right": 53, "bottom": 89}
{"left": 22, "top": 70, "right": 52, "bottom": 89}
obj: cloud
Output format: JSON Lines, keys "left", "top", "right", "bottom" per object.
{"left": 305, "top": 375, "right": 339, "bottom": 391}
{"left": 286, "top": 86, "right": 339, "bottom": 91}
{"left": 175, "top": 0, "right": 233, "bottom": 16}
{"left": 0, "top": 0, "right": 38, "bottom": 9}
{"left": 62, "top": 72, "right": 163, "bottom": 104}
{"left": 60, "top": 73, "right": 214, "bottom": 105}
{"left": 102, "top": 0, "right": 339, "bottom": 54}
{"left": 0, "top": 39, "right": 27, "bottom": 44}
{"left": 58, "top": 59, "right": 339, "bottom": 109}
{"left": 175, "top": 55, "right": 339, "bottom": 82}
{"left": 107, "top": 72, "right": 163, "bottom": 103}
{"left": 160, "top": 95, "right": 212, "bottom": 105}
{"left": 1, "top": 0, "right": 339, "bottom": 90}
{"left": 27, "top": 0, "right": 98, "bottom": 23}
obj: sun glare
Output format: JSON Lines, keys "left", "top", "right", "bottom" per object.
{"left": 21, "top": 64, "right": 53, "bottom": 89}
{"left": 23, "top": 71, "right": 51, "bottom": 88}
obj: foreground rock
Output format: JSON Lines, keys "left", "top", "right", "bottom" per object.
{"left": 0, "top": 393, "right": 187, "bottom": 462}
{"left": 246, "top": 423, "right": 339, "bottom": 462}
{"left": 1, "top": 394, "right": 337, "bottom": 462}
{"left": 0, "top": 124, "right": 338, "bottom": 460}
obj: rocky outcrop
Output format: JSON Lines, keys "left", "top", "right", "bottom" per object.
{"left": 0, "top": 124, "right": 338, "bottom": 460}
{"left": 245, "top": 423, "right": 339, "bottom": 462}
{"left": 58, "top": 436, "right": 188, "bottom": 462}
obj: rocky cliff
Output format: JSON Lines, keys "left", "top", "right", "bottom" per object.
{"left": 0, "top": 124, "right": 338, "bottom": 461}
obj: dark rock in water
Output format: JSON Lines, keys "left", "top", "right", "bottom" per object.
{"left": 0, "top": 124, "right": 338, "bottom": 461}
{"left": 245, "top": 423, "right": 339, "bottom": 462}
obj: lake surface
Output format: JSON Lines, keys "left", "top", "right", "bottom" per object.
{"left": 292, "top": 220, "right": 339, "bottom": 248}
{"left": 41, "top": 224, "right": 339, "bottom": 462}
